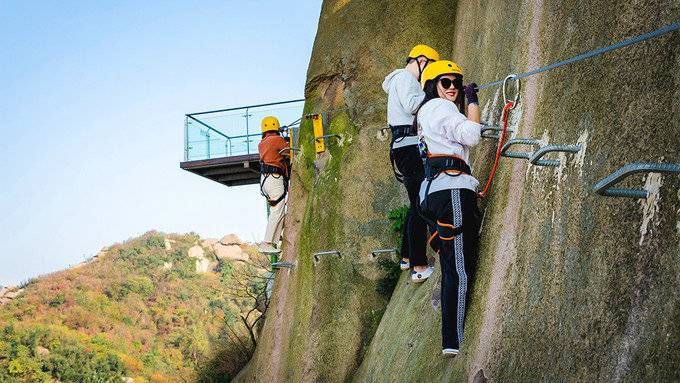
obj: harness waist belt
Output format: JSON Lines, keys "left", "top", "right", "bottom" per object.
{"left": 260, "top": 163, "right": 286, "bottom": 177}
{"left": 425, "top": 156, "right": 471, "bottom": 180}
{"left": 389, "top": 124, "right": 416, "bottom": 139}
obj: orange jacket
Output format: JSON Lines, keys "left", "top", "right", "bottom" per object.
{"left": 258, "top": 133, "right": 290, "bottom": 176}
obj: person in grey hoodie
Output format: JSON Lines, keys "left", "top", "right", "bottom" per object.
{"left": 382, "top": 44, "right": 440, "bottom": 282}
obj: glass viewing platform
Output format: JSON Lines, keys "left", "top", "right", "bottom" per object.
{"left": 180, "top": 99, "right": 304, "bottom": 187}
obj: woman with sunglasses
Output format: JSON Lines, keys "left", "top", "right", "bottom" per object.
{"left": 382, "top": 44, "right": 440, "bottom": 282}
{"left": 413, "top": 60, "right": 481, "bottom": 357}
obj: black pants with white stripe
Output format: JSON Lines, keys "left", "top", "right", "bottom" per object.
{"left": 420, "top": 188, "right": 481, "bottom": 350}
{"left": 392, "top": 144, "right": 428, "bottom": 267}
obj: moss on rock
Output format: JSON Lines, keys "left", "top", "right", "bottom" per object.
{"left": 237, "top": 0, "right": 680, "bottom": 381}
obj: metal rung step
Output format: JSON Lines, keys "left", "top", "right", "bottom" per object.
{"left": 371, "top": 248, "right": 399, "bottom": 257}
{"left": 593, "top": 163, "right": 680, "bottom": 198}
{"left": 501, "top": 138, "right": 582, "bottom": 167}
{"left": 313, "top": 250, "right": 341, "bottom": 262}
{"left": 272, "top": 261, "right": 296, "bottom": 269}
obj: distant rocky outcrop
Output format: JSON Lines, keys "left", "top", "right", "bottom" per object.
{"left": 219, "top": 234, "right": 243, "bottom": 246}
{"left": 187, "top": 245, "right": 215, "bottom": 273}
{"left": 213, "top": 243, "right": 249, "bottom": 262}
{"left": 35, "top": 346, "right": 50, "bottom": 358}
{"left": 202, "top": 234, "right": 250, "bottom": 262}
{"left": 201, "top": 238, "right": 219, "bottom": 247}
{"left": 164, "top": 238, "right": 175, "bottom": 250}
{"left": 0, "top": 286, "right": 24, "bottom": 306}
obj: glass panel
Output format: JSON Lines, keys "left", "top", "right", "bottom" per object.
{"left": 184, "top": 100, "right": 304, "bottom": 161}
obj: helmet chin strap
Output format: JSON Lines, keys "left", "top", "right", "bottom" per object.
{"left": 411, "top": 56, "right": 428, "bottom": 81}
{"left": 417, "top": 59, "right": 432, "bottom": 82}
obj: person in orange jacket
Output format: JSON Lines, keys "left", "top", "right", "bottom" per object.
{"left": 258, "top": 116, "right": 290, "bottom": 253}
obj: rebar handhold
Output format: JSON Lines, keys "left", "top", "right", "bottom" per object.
{"left": 593, "top": 163, "right": 680, "bottom": 199}
{"left": 259, "top": 249, "right": 282, "bottom": 255}
{"left": 313, "top": 250, "right": 341, "bottom": 262}
{"left": 500, "top": 138, "right": 540, "bottom": 159}
{"left": 528, "top": 144, "right": 582, "bottom": 167}
{"left": 481, "top": 125, "right": 515, "bottom": 139}
{"left": 313, "top": 134, "right": 341, "bottom": 142}
{"left": 371, "top": 249, "right": 399, "bottom": 257}
{"left": 272, "top": 261, "right": 296, "bottom": 269}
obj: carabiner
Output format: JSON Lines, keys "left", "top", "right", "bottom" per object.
{"left": 502, "top": 74, "right": 521, "bottom": 110}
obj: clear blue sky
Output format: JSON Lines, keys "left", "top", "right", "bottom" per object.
{"left": 0, "top": 1, "right": 322, "bottom": 286}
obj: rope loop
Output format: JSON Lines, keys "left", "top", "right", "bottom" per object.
{"left": 478, "top": 101, "right": 516, "bottom": 198}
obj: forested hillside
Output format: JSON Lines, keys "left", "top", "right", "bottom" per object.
{"left": 0, "top": 232, "right": 268, "bottom": 382}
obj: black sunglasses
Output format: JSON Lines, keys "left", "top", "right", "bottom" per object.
{"left": 439, "top": 77, "right": 462, "bottom": 89}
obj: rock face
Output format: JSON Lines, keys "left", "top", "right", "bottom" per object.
{"left": 35, "top": 346, "right": 50, "bottom": 357}
{"left": 201, "top": 238, "right": 219, "bottom": 247}
{"left": 187, "top": 245, "right": 212, "bottom": 273}
{"left": 4, "top": 290, "right": 22, "bottom": 299}
{"left": 0, "top": 287, "right": 24, "bottom": 306}
{"left": 187, "top": 245, "right": 204, "bottom": 259}
{"left": 236, "top": 1, "right": 680, "bottom": 382}
{"left": 164, "top": 238, "right": 174, "bottom": 250}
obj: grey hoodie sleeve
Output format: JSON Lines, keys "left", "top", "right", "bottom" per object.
{"left": 395, "top": 71, "right": 425, "bottom": 114}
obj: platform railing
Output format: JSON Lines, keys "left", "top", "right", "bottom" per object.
{"left": 183, "top": 99, "right": 305, "bottom": 161}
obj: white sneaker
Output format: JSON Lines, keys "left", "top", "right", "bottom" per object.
{"left": 399, "top": 259, "right": 410, "bottom": 270}
{"left": 442, "top": 348, "right": 459, "bottom": 357}
{"left": 411, "top": 267, "right": 434, "bottom": 283}
{"left": 258, "top": 243, "right": 280, "bottom": 253}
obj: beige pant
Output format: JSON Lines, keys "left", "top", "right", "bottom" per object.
{"left": 262, "top": 174, "right": 286, "bottom": 245}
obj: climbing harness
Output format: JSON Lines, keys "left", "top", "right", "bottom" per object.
{"left": 418, "top": 153, "right": 473, "bottom": 236}
{"left": 421, "top": 154, "right": 472, "bottom": 205}
{"left": 424, "top": 155, "right": 472, "bottom": 180}
{"left": 259, "top": 162, "right": 289, "bottom": 206}
{"left": 388, "top": 124, "right": 417, "bottom": 183}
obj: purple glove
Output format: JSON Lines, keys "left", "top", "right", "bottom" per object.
{"left": 463, "top": 83, "right": 479, "bottom": 104}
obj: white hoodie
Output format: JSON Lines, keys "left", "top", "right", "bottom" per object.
{"left": 382, "top": 69, "right": 424, "bottom": 148}
{"left": 417, "top": 98, "right": 482, "bottom": 200}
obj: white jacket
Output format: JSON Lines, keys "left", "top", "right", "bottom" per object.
{"left": 417, "top": 98, "right": 482, "bottom": 200}
{"left": 382, "top": 69, "right": 424, "bottom": 148}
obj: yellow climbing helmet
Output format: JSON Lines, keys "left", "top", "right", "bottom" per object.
{"left": 408, "top": 44, "right": 440, "bottom": 62}
{"left": 261, "top": 116, "right": 281, "bottom": 133}
{"left": 420, "top": 60, "right": 463, "bottom": 88}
